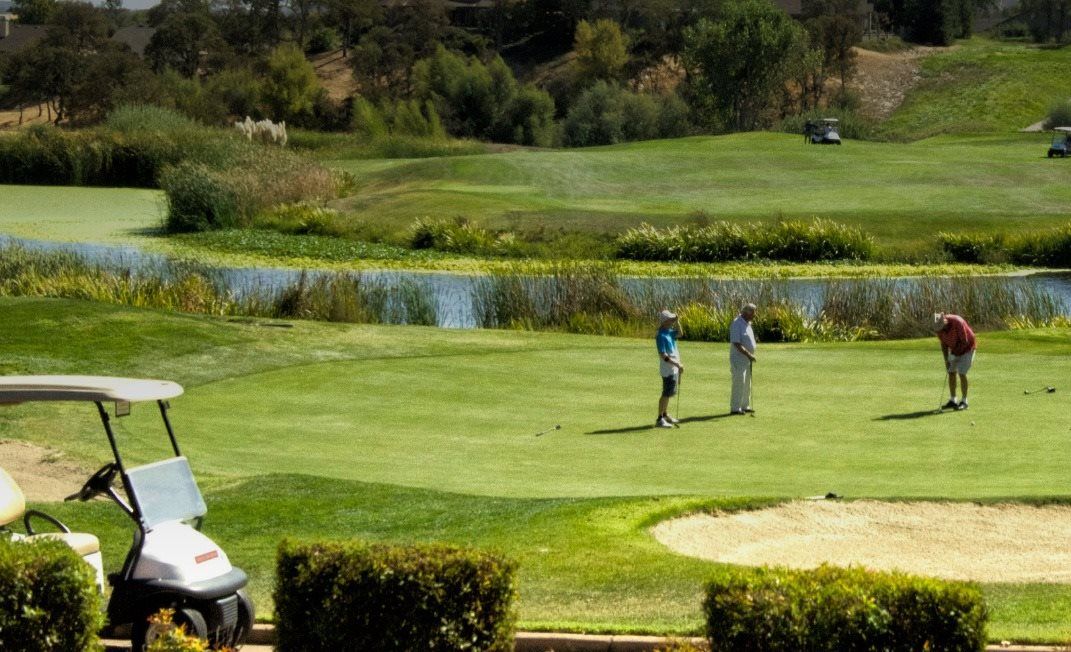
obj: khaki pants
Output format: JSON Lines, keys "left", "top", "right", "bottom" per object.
{"left": 730, "top": 357, "right": 752, "bottom": 412}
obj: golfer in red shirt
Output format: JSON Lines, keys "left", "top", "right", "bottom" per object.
{"left": 933, "top": 312, "right": 976, "bottom": 411}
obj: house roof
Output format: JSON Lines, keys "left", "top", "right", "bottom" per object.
{"left": 112, "top": 25, "right": 155, "bottom": 55}
{"left": 0, "top": 23, "right": 156, "bottom": 56}
{"left": 0, "top": 23, "right": 46, "bottom": 55}
{"left": 772, "top": 0, "right": 802, "bottom": 15}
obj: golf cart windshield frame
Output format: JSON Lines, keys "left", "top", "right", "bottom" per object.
{"left": 95, "top": 399, "right": 182, "bottom": 471}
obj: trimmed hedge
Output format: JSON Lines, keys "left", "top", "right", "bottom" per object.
{"left": 275, "top": 539, "right": 518, "bottom": 652}
{"left": 704, "top": 564, "right": 988, "bottom": 652}
{"left": 615, "top": 219, "right": 874, "bottom": 263}
{"left": 0, "top": 536, "right": 105, "bottom": 651}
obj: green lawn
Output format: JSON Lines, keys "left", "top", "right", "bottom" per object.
{"left": 330, "top": 132, "right": 1071, "bottom": 253}
{"left": 881, "top": 38, "right": 1071, "bottom": 140}
{"left": 4, "top": 297, "right": 1071, "bottom": 641}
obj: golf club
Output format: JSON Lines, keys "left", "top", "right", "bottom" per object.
{"left": 748, "top": 360, "right": 755, "bottom": 417}
{"left": 673, "top": 369, "right": 682, "bottom": 428}
{"left": 535, "top": 424, "right": 561, "bottom": 437}
{"left": 935, "top": 367, "right": 949, "bottom": 414}
{"left": 1024, "top": 385, "right": 1056, "bottom": 395}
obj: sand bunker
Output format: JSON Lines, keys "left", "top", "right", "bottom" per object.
{"left": 653, "top": 500, "right": 1071, "bottom": 583}
{"left": 0, "top": 439, "right": 89, "bottom": 502}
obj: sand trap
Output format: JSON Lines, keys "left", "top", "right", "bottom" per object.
{"left": 0, "top": 439, "right": 89, "bottom": 502}
{"left": 653, "top": 500, "right": 1071, "bottom": 583}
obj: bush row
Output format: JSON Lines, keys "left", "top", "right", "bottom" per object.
{"left": 0, "top": 537, "right": 104, "bottom": 651}
{"left": 0, "top": 527, "right": 992, "bottom": 651}
{"left": 705, "top": 564, "right": 988, "bottom": 651}
{"left": 615, "top": 219, "right": 875, "bottom": 263}
{"left": 939, "top": 225, "right": 1071, "bottom": 267}
{"left": 275, "top": 539, "right": 517, "bottom": 651}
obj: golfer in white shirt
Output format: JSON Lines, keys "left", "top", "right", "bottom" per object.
{"left": 729, "top": 303, "right": 757, "bottom": 414}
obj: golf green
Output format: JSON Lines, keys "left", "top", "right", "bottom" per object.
{"left": 3, "top": 297, "right": 1071, "bottom": 641}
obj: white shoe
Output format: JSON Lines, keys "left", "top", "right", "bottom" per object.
{"left": 656, "top": 418, "right": 674, "bottom": 429}
{"left": 664, "top": 415, "right": 680, "bottom": 424}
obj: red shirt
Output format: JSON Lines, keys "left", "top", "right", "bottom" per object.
{"left": 937, "top": 314, "right": 976, "bottom": 356}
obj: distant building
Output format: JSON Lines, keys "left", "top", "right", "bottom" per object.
{"left": 0, "top": 17, "right": 155, "bottom": 56}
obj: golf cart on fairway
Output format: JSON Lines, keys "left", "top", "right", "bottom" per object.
{"left": 0, "top": 376, "right": 253, "bottom": 651}
{"left": 1048, "top": 127, "right": 1071, "bottom": 158}
{"left": 804, "top": 118, "right": 842, "bottom": 145}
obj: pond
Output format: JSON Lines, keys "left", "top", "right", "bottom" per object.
{"left": 3, "top": 235, "right": 1070, "bottom": 329}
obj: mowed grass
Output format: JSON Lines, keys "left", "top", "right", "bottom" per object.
{"left": 881, "top": 38, "right": 1071, "bottom": 140}
{"left": 331, "top": 132, "right": 1071, "bottom": 252}
{"left": 3, "top": 297, "right": 1071, "bottom": 641}
{"left": 0, "top": 185, "right": 165, "bottom": 243}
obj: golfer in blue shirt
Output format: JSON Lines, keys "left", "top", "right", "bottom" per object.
{"left": 655, "top": 309, "right": 684, "bottom": 428}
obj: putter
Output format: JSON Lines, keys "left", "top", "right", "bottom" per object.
{"left": 748, "top": 360, "right": 756, "bottom": 417}
{"left": 673, "top": 370, "right": 682, "bottom": 428}
{"left": 1024, "top": 386, "right": 1056, "bottom": 395}
{"left": 535, "top": 424, "right": 561, "bottom": 437}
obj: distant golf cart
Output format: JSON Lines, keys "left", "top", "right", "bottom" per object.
{"left": 0, "top": 376, "right": 253, "bottom": 651}
{"left": 804, "top": 118, "right": 842, "bottom": 145}
{"left": 1047, "top": 127, "right": 1071, "bottom": 158}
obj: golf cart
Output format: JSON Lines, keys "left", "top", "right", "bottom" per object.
{"left": 0, "top": 376, "right": 253, "bottom": 651}
{"left": 1047, "top": 126, "right": 1071, "bottom": 158}
{"left": 804, "top": 118, "right": 842, "bottom": 145}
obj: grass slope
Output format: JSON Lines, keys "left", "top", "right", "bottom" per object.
{"left": 3, "top": 297, "right": 1071, "bottom": 640}
{"left": 331, "top": 132, "right": 1071, "bottom": 253}
{"left": 882, "top": 38, "right": 1071, "bottom": 140}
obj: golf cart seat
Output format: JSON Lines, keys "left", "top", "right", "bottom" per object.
{"left": 0, "top": 467, "right": 103, "bottom": 575}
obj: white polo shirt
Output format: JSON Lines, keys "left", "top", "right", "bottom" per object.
{"left": 729, "top": 314, "right": 755, "bottom": 363}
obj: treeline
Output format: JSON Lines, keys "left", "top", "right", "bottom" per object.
{"left": 0, "top": 0, "right": 997, "bottom": 145}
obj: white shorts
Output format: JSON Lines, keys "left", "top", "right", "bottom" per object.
{"left": 948, "top": 350, "right": 975, "bottom": 375}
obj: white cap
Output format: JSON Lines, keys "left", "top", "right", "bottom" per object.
{"left": 658, "top": 309, "right": 677, "bottom": 323}
{"left": 932, "top": 312, "right": 947, "bottom": 331}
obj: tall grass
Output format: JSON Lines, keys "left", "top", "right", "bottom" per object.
{"left": 615, "top": 220, "right": 875, "bottom": 263}
{"left": 939, "top": 224, "right": 1071, "bottom": 267}
{"left": 473, "top": 264, "right": 1066, "bottom": 341}
{"left": 0, "top": 244, "right": 436, "bottom": 326}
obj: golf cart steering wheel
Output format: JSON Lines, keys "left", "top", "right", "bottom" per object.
{"left": 66, "top": 463, "right": 118, "bottom": 502}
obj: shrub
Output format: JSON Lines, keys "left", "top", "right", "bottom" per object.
{"left": 254, "top": 202, "right": 344, "bottom": 236}
{"left": 145, "top": 609, "right": 212, "bottom": 652}
{"left": 939, "top": 224, "right": 1071, "bottom": 267}
{"left": 704, "top": 564, "right": 988, "bottom": 651}
{"left": 0, "top": 537, "right": 105, "bottom": 651}
{"left": 1045, "top": 100, "right": 1071, "bottom": 130}
{"left": 563, "top": 82, "right": 691, "bottom": 146}
{"left": 274, "top": 539, "right": 517, "bottom": 652}
{"left": 307, "top": 27, "right": 341, "bottom": 54}
{"left": 160, "top": 162, "right": 242, "bottom": 232}
{"left": 615, "top": 219, "right": 874, "bottom": 263}
{"left": 409, "top": 218, "right": 518, "bottom": 256}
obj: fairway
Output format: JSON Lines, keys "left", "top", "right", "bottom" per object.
{"left": 3, "top": 297, "right": 1071, "bottom": 641}
{"left": 331, "top": 132, "right": 1071, "bottom": 249}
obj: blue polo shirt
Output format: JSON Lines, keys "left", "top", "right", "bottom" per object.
{"left": 656, "top": 328, "right": 680, "bottom": 377}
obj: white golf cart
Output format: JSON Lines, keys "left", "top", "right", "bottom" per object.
{"left": 0, "top": 376, "right": 253, "bottom": 651}
{"left": 805, "top": 118, "right": 842, "bottom": 145}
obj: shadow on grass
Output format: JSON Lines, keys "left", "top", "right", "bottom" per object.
{"left": 585, "top": 414, "right": 731, "bottom": 434}
{"left": 874, "top": 409, "right": 956, "bottom": 421}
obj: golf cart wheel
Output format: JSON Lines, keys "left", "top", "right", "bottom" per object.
{"left": 231, "top": 589, "right": 256, "bottom": 648}
{"left": 132, "top": 607, "right": 208, "bottom": 652}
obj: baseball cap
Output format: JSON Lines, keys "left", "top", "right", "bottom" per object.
{"left": 931, "top": 312, "right": 947, "bottom": 331}
{"left": 658, "top": 309, "right": 677, "bottom": 323}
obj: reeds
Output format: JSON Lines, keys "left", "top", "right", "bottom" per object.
{"left": 0, "top": 245, "right": 436, "bottom": 326}
{"left": 939, "top": 224, "right": 1071, "bottom": 267}
{"left": 472, "top": 264, "right": 1067, "bottom": 341}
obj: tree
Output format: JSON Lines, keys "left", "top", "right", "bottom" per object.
{"left": 260, "top": 42, "right": 321, "bottom": 121}
{"left": 802, "top": 0, "right": 862, "bottom": 88}
{"left": 323, "top": 0, "right": 381, "bottom": 56}
{"left": 1020, "top": 0, "right": 1071, "bottom": 42}
{"left": 572, "top": 19, "right": 631, "bottom": 83}
{"left": 682, "top": 0, "right": 806, "bottom": 131}
{"left": 874, "top": 0, "right": 991, "bottom": 44}
{"left": 146, "top": 10, "right": 229, "bottom": 76}
{"left": 10, "top": 0, "right": 58, "bottom": 24}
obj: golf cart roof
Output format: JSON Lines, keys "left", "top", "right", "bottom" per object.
{"left": 0, "top": 376, "right": 183, "bottom": 404}
{"left": 1054, "top": 126, "right": 1071, "bottom": 133}
{"left": 822, "top": 118, "right": 839, "bottom": 123}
